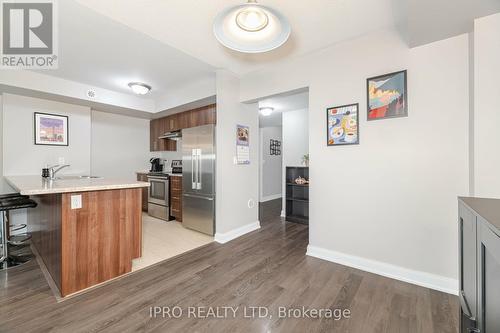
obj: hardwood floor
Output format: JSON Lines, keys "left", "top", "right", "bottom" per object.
{"left": 259, "top": 198, "right": 282, "bottom": 222}
{"left": 0, "top": 212, "right": 458, "bottom": 332}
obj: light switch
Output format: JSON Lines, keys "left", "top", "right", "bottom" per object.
{"left": 58, "top": 157, "right": 65, "bottom": 165}
{"left": 71, "top": 195, "right": 82, "bottom": 209}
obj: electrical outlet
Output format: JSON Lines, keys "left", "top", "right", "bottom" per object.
{"left": 71, "top": 195, "right": 82, "bottom": 209}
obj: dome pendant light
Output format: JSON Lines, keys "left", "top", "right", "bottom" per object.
{"left": 213, "top": 0, "right": 291, "bottom": 53}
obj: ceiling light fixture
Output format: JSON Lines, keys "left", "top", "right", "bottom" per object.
{"left": 128, "top": 82, "right": 152, "bottom": 95}
{"left": 260, "top": 107, "right": 274, "bottom": 116}
{"left": 213, "top": 0, "right": 291, "bottom": 53}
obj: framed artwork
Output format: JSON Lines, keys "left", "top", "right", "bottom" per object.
{"left": 270, "top": 139, "right": 281, "bottom": 155}
{"left": 34, "top": 112, "right": 69, "bottom": 146}
{"left": 327, "top": 103, "right": 359, "bottom": 146}
{"left": 367, "top": 70, "right": 408, "bottom": 120}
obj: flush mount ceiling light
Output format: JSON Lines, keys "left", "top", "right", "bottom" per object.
{"left": 128, "top": 82, "right": 152, "bottom": 95}
{"left": 213, "top": 0, "right": 291, "bottom": 53}
{"left": 260, "top": 106, "right": 274, "bottom": 116}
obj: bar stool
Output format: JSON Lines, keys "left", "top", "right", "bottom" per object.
{"left": 0, "top": 193, "right": 37, "bottom": 269}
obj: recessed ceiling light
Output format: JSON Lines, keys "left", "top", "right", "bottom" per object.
{"left": 260, "top": 107, "right": 274, "bottom": 116}
{"left": 213, "top": 0, "right": 291, "bottom": 53}
{"left": 128, "top": 82, "right": 152, "bottom": 95}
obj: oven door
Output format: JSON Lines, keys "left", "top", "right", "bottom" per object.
{"left": 148, "top": 176, "right": 169, "bottom": 206}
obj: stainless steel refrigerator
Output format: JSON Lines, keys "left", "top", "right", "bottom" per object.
{"left": 182, "top": 124, "right": 216, "bottom": 235}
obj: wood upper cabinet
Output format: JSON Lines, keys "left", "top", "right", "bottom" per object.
{"left": 150, "top": 104, "right": 216, "bottom": 152}
{"left": 150, "top": 104, "right": 217, "bottom": 151}
{"left": 150, "top": 119, "right": 160, "bottom": 151}
{"left": 190, "top": 104, "right": 216, "bottom": 127}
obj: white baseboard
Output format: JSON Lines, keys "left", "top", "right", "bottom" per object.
{"left": 260, "top": 194, "right": 282, "bottom": 202}
{"left": 215, "top": 221, "right": 261, "bottom": 244}
{"left": 306, "top": 245, "right": 458, "bottom": 295}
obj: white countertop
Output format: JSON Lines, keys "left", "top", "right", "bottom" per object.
{"left": 5, "top": 175, "right": 150, "bottom": 195}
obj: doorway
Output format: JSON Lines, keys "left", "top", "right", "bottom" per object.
{"left": 257, "top": 90, "right": 309, "bottom": 224}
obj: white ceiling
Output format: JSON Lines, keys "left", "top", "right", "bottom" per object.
{"left": 36, "top": 0, "right": 215, "bottom": 99}
{"left": 408, "top": 0, "right": 500, "bottom": 47}
{"left": 259, "top": 91, "right": 308, "bottom": 128}
{"left": 75, "top": 0, "right": 403, "bottom": 75}
{"left": 23, "top": 0, "right": 500, "bottom": 108}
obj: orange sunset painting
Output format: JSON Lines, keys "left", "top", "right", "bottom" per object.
{"left": 367, "top": 70, "right": 407, "bottom": 120}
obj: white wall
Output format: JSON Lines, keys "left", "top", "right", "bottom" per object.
{"left": 282, "top": 108, "right": 309, "bottom": 211}
{"left": 259, "top": 126, "right": 282, "bottom": 202}
{"left": 2, "top": 94, "right": 91, "bottom": 176}
{"left": 215, "top": 70, "right": 259, "bottom": 240}
{"left": 0, "top": 70, "right": 155, "bottom": 113}
{"left": 156, "top": 76, "right": 216, "bottom": 112}
{"left": 151, "top": 144, "right": 183, "bottom": 172}
{"left": 91, "top": 110, "right": 150, "bottom": 179}
{"left": 240, "top": 30, "right": 470, "bottom": 293}
{"left": 474, "top": 13, "right": 500, "bottom": 198}
{"left": 0, "top": 95, "right": 9, "bottom": 194}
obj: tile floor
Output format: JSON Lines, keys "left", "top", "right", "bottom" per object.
{"left": 132, "top": 213, "right": 213, "bottom": 271}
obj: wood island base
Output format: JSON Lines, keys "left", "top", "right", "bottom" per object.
{"left": 28, "top": 188, "right": 142, "bottom": 297}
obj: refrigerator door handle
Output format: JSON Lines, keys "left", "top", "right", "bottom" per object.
{"left": 191, "top": 149, "right": 197, "bottom": 190}
{"left": 197, "top": 149, "right": 202, "bottom": 190}
{"left": 183, "top": 193, "right": 214, "bottom": 201}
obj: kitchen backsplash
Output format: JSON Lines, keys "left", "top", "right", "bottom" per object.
{"left": 150, "top": 140, "right": 183, "bottom": 171}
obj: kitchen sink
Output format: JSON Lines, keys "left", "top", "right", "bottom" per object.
{"left": 54, "top": 175, "right": 103, "bottom": 180}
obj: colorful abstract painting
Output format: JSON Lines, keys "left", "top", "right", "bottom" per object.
{"left": 327, "top": 103, "right": 359, "bottom": 146}
{"left": 34, "top": 113, "right": 68, "bottom": 146}
{"left": 367, "top": 70, "right": 407, "bottom": 120}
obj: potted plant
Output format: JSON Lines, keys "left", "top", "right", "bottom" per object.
{"left": 302, "top": 154, "right": 309, "bottom": 167}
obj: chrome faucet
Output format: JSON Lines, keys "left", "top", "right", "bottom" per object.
{"left": 48, "top": 164, "right": 70, "bottom": 179}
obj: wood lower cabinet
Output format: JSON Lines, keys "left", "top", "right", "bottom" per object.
{"left": 137, "top": 173, "right": 149, "bottom": 212}
{"left": 170, "top": 176, "right": 182, "bottom": 222}
{"left": 150, "top": 104, "right": 216, "bottom": 152}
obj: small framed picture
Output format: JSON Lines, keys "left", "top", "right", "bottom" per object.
{"left": 367, "top": 70, "right": 408, "bottom": 120}
{"left": 327, "top": 103, "right": 359, "bottom": 146}
{"left": 34, "top": 112, "right": 69, "bottom": 146}
{"left": 270, "top": 139, "right": 281, "bottom": 155}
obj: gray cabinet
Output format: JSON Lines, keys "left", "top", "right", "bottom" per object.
{"left": 459, "top": 204, "right": 477, "bottom": 321}
{"left": 477, "top": 218, "right": 500, "bottom": 332}
{"left": 459, "top": 197, "right": 500, "bottom": 333}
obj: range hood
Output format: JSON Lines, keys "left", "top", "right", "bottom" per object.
{"left": 159, "top": 130, "right": 182, "bottom": 141}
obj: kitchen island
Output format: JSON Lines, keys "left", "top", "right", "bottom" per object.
{"left": 5, "top": 176, "right": 149, "bottom": 297}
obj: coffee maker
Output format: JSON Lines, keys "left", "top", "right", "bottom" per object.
{"left": 150, "top": 158, "right": 163, "bottom": 173}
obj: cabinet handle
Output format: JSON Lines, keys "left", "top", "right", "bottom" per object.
{"left": 459, "top": 291, "right": 475, "bottom": 321}
{"left": 467, "top": 328, "right": 480, "bottom": 333}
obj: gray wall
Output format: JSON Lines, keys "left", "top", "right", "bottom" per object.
{"left": 91, "top": 110, "right": 150, "bottom": 179}
{"left": 215, "top": 70, "right": 259, "bottom": 235}
{"left": 474, "top": 13, "right": 500, "bottom": 198}
{"left": 2, "top": 93, "right": 91, "bottom": 177}
{"left": 240, "top": 30, "right": 470, "bottom": 292}
{"left": 0, "top": 95, "right": 8, "bottom": 194}
{"left": 259, "top": 126, "right": 282, "bottom": 201}
{"left": 282, "top": 108, "right": 309, "bottom": 212}
{"left": 1, "top": 93, "right": 153, "bottom": 227}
